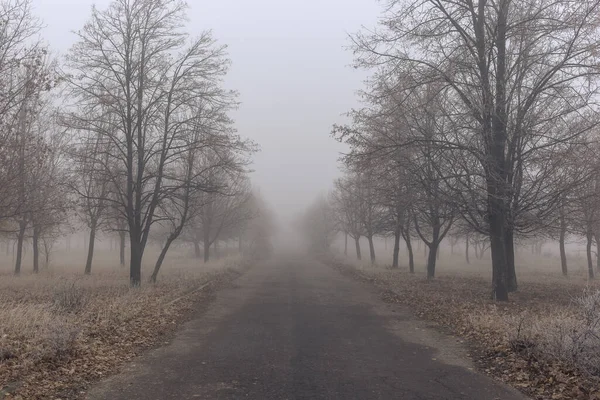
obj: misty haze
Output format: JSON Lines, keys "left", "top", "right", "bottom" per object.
{"left": 1, "top": 0, "right": 600, "bottom": 399}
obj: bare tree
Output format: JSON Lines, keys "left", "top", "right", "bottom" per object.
{"left": 65, "top": 0, "right": 236, "bottom": 285}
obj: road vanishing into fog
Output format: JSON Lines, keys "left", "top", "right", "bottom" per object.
{"left": 87, "top": 255, "right": 527, "bottom": 400}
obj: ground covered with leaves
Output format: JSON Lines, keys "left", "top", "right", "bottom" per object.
{"left": 326, "top": 255, "right": 600, "bottom": 400}
{"left": 0, "top": 255, "right": 249, "bottom": 400}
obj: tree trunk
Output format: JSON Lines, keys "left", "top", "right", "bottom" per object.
{"left": 465, "top": 235, "right": 470, "bottom": 264}
{"left": 488, "top": 0, "right": 509, "bottom": 302}
{"left": 354, "top": 236, "right": 361, "bottom": 260}
{"left": 367, "top": 235, "right": 375, "bottom": 264}
{"left": 129, "top": 230, "right": 142, "bottom": 286}
{"left": 586, "top": 232, "right": 594, "bottom": 280}
{"left": 426, "top": 242, "right": 438, "bottom": 279}
{"left": 402, "top": 233, "right": 414, "bottom": 273}
{"left": 559, "top": 225, "right": 568, "bottom": 277}
{"left": 489, "top": 214, "right": 509, "bottom": 301}
{"left": 214, "top": 240, "right": 219, "bottom": 260}
{"left": 119, "top": 231, "right": 126, "bottom": 266}
{"left": 505, "top": 229, "right": 517, "bottom": 292}
{"left": 150, "top": 237, "right": 176, "bottom": 283}
{"left": 32, "top": 226, "right": 40, "bottom": 274}
{"left": 392, "top": 229, "right": 401, "bottom": 269}
{"left": 436, "top": 246, "right": 440, "bottom": 261}
{"left": 43, "top": 239, "right": 50, "bottom": 268}
{"left": 84, "top": 220, "right": 97, "bottom": 275}
{"left": 14, "top": 220, "right": 26, "bottom": 275}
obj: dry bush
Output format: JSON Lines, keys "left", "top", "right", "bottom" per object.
{"left": 481, "top": 289, "right": 600, "bottom": 377}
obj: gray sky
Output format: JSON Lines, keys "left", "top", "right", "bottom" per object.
{"left": 33, "top": 0, "right": 380, "bottom": 223}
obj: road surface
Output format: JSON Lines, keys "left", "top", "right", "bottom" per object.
{"left": 87, "top": 255, "right": 527, "bottom": 400}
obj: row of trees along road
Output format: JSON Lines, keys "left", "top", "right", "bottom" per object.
{"left": 0, "top": 0, "right": 260, "bottom": 285}
{"left": 317, "top": 0, "right": 600, "bottom": 301}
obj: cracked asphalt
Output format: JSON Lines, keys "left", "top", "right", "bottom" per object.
{"left": 86, "top": 255, "right": 528, "bottom": 400}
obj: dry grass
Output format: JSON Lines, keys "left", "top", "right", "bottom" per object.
{"left": 0, "top": 246, "right": 247, "bottom": 399}
{"left": 328, "top": 250, "right": 600, "bottom": 400}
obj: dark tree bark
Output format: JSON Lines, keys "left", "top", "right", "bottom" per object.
{"left": 426, "top": 242, "right": 438, "bottom": 279}
{"left": 559, "top": 228, "right": 568, "bottom": 277}
{"left": 392, "top": 228, "right": 401, "bottom": 268}
{"left": 129, "top": 229, "right": 143, "bottom": 286}
{"left": 505, "top": 229, "right": 517, "bottom": 292}
{"left": 586, "top": 231, "right": 594, "bottom": 280}
{"left": 487, "top": 0, "right": 510, "bottom": 302}
{"left": 401, "top": 222, "right": 414, "bottom": 273}
{"left": 354, "top": 236, "right": 361, "bottom": 260}
{"left": 367, "top": 235, "right": 376, "bottom": 264}
{"left": 194, "top": 241, "right": 201, "bottom": 258}
{"left": 84, "top": 220, "right": 97, "bottom": 275}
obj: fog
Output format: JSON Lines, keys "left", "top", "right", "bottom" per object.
{"left": 33, "top": 0, "right": 380, "bottom": 225}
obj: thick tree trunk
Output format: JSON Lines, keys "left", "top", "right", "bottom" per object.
{"left": 354, "top": 236, "right": 361, "bottom": 260}
{"left": 150, "top": 237, "right": 175, "bottom": 283}
{"left": 586, "top": 232, "right": 594, "bottom": 280}
{"left": 129, "top": 229, "right": 143, "bottom": 286}
{"left": 43, "top": 240, "right": 50, "bottom": 268}
{"left": 436, "top": 246, "right": 440, "bottom": 261}
{"left": 426, "top": 242, "right": 438, "bottom": 279}
{"left": 505, "top": 229, "right": 517, "bottom": 292}
{"left": 119, "top": 231, "right": 126, "bottom": 266}
{"left": 32, "top": 226, "right": 40, "bottom": 274}
{"left": 367, "top": 235, "right": 375, "bottom": 264}
{"left": 14, "top": 220, "right": 26, "bottom": 275}
{"left": 559, "top": 226, "right": 568, "bottom": 277}
{"left": 403, "top": 233, "right": 414, "bottom": 273}
{"left": 488, "top": 0, "right": 509, "bottom": 302}
{"left": 392, "top": 229, "right": 401, "bottom": 268}
{"left": 489, "top": 214, "right": 509, "bottom": 301}
{"left": 84, "top": 221, "right": 97, "bottom": 275}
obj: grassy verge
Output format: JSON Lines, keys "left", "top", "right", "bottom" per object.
{"left": 325, "top": 254, "right": 600, "bottom": 400}
{"left": 0, "top": 253, "right": 249, "bottom": 400}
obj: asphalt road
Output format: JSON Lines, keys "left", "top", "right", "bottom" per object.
{"left": 86, "top": 255, "right": 527, "bottom": 400}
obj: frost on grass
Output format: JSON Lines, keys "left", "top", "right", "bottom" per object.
{"left": 0, "top": 254, "right": 245, "bottom": 399}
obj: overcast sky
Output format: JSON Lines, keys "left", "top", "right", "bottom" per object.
{"left": 32, "top": 0, "right": 381, "bottom": 223}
